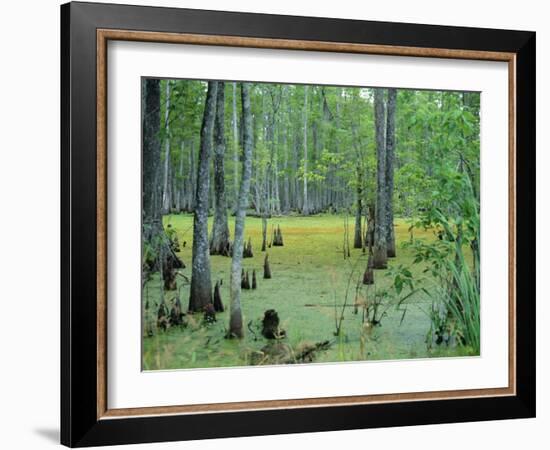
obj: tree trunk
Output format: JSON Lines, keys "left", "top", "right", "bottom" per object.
{"left": 333, "top": 90, "right": 342, "bottom": 213}
{"left": 385, "top": 88, "right": 397, "bottom": 257}
{"left": 188, "top": 140, "right": 196, "bottom": 211}
{"left": 162, "top": 80, "right": 171, "bottom": 214}
{"left": 167, "top": 157, "right": 173, "bottom": 212}
{"left": 302, "top": 86, "right": 309, "bottom": 215}
{"left": 354, "top": 165, "right": 363, "bottom": 248}
{"left": 142, "top": 79, "right": 162, "bottom": 225}
{"left": 232, "top": 82, "right": 239, "bottom": 210}
{"left": 210, "top": 82, "right": 231, "bottom": 256}
{"left": 253, "top": 114, "right": 262, "bottom": 215}
{"left": 261, "top": 215, "right": 268, "bottom": 252}
{"left": 176, "top": 141, "right": 184, "bottom": 212}
{"left": 365, "top": 203, "right": 375, "bottom": 249}
{"left": 373, "top": 88, "right": 388, "bottom": 269}
{"left": 282, "top": 103, "right": 290, "bottom": 213}
{"left": 292, "top": 134, "right": 299, "bottom": 211}
{"left": 228, "top": 83, "right": 254, "bottom": 338}
{"left": 188, "top": 81, "right": 218, "bottom": 312}
{"left": 142, "top": 79, "right": 183, "bottom": 275}
{"left": 261, "top": 98, "right": 270, "bottom": 251}
{"left": 273, "top": 126, "right": 281, "bottom": 215}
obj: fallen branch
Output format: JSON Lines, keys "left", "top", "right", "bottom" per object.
{"left": 295, "top": 340, "right": 332, "bottom": 362}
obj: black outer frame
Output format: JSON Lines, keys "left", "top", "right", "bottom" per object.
{"left": 60, "top": 1, "right": 535, "bottom": 447}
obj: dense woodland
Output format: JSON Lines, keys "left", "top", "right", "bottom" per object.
{"left": 142, "top": 78, "right": 481, "bottom": 368}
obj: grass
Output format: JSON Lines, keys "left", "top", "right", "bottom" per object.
{"left": 142, "top": 213, "right": 476, "bottom": 370}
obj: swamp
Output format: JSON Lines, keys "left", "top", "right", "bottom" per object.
{"left": 141, "top": 79, "right": 480, "bottom": 370}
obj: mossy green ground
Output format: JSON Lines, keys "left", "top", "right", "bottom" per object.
{"left": 142, "top": 214, "right": 472, "bottom": 370}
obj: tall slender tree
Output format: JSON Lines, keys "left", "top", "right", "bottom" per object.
{"left": 210, "top": 82, "right": 231, "bottom": 255}
{"left": 187, "top": 140, "right": 196, "bottom": 211}
{"left": 353, "top": 165, "right": 364, "bottom": 248}
{"left": 373, "top": 88, "right": 388, "bottom": 269}
{"left": 352, "top": 108, "right": 364, "bottom": 249}
{"left": 261, "top": 92, "right": 269, "bottom": 252}
{"left": 161, "top": 80, "right": 172, "bottom": 214}
{"left": 385, "top": 88, "right": 397, "bottom": 257}
{"left": 175, "top": 141, "right": 184, "bottom": 212}
{"left": 282, "top": 87, "right": 290, "bottom": 213}
{"left": 268, "top": 87, "right": 282, "bottom": 215}
{"left": 142, "top": 79, "right": 162, "bottom": 227}
{"left": 228, "top": 83, "right": 254, "bottom": 338}
{"left": 232, "top": 82, "right": 239, "bottom": 209}
{"left": 188, "top": 81, "right": 218, "bottom": 312}
{"left": 302, "top": 85, "right": 309, "bottom": 215}
{"left": 142, "top": 79, "right": 182, "bottom": 273}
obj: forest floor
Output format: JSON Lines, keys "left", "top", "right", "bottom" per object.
{"left": 142, "top": 214, "right": 474, "bottom": 370}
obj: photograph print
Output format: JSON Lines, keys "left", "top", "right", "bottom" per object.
{"left": 141, "top": 78, "right": 480, "bottom": 371}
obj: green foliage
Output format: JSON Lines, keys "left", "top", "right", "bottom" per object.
{"left": 393, "top": 90, "right": 480, "bottom": 217}
{"left": 154, "top": 79, "right": 480, "bottom": 221}
{"left": 407, "top": 175, "right": 480, "bottom": 353}
{"left": 386, "top": 264, "right": 414, "bottom": 295}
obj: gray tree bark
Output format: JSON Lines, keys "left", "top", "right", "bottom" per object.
{"left": 142, "top": 79, "right": 183, "bottom": 274}
{"left": 232, "top": 82, "right": 239, "bottom": 209}
{"left": 175, "top": 141, "right": 184, "bottom": 212}
{"left": 162, "top": 80, "right": 171, "bottom": 214}
{"left": 282, "top": 89, "right": 290, "bottom": 213}
{"left": 373, "top": 88, "right": 388, "bottom": 269}
{"left": 351, "top": 117, "right": 364, "bottom": 249}
{"left": 210, "top": 82, "right": 231, "bottom": 256}
{"left": 228, "top": 83, "right": 254, "bottom": 338}
{"left": 385, "top": 88, "right": 397, "bottom": 257}
{"left": 282, "top": 124, "right": 290, "bottom": 213}
{"left": 302, "top": 86, "right": 309, "bottom": 215}
{"left": 143, "top": 79, "right": 162, "bottom": 224}
{"left": 353, "top": 166, "right": 364, "bottom": 248}
{"left": 334, "top": 90, "right": 342, "bottom": 212}
{"left": 189, "top": 140, "right": 196, "bottom": 211}
{"left": 188, "top": 81, "right": 218, "bottom": 312}
{"left": 261, "top": 96, "right": 270, "bottom": 252}
{"left": 270, "top": 88, "right": 281, "bottom": 215}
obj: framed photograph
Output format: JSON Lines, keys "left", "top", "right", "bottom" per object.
{"left": 61, "top": 1, "right": 535, "bottom": 447}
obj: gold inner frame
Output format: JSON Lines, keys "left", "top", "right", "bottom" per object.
{"left": 96, "top": 29, "right": 517, "bottom": 420}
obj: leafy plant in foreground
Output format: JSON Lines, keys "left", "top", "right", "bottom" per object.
{"left": 407, "top": 174, "right": 480, "bottom": 354}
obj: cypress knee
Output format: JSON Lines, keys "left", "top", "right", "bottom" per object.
{"left": 213, "top": 281, "right": 224, "bottom": 312}
{"left": 241, "top": 269, "right": 246, "bottom": 289}
{"left": 203, "top": 303, "right": 216, "bottom": 323}
{"left": 169, "top": 298, "right": 184, "bottom": 326}
{"left": 157, "top": 302, "right": 169, "bottom": 331}
{"left": 262, "top": 309, "right": 286, "bottom": 339}
{"left": 264, "top": 254, "right": 272, "bottom": 279}
{"left": 162, "top": 259, "right": 177, "bottom": 291}
{"left": 273, "top": 225, "right": 284, "bottom": 246}
{"left": 243, "top": 238, "right": 254, "bottom": 258}
{"left": 252, "top": 269, "right": 257, "bottom": 289}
